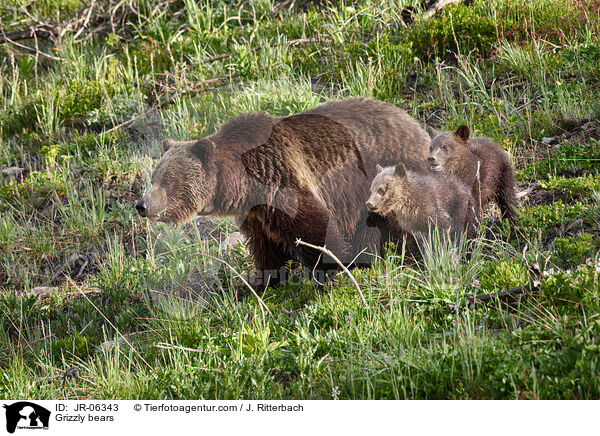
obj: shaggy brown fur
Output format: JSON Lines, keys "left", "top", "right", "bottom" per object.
{"left": 366, "top": 211, "right": 420, "bottom": 260}
{"left": 138, "top": 98, "right": 432, "bottom": 289}
{"left": 427, "top": 125, "right": 518, "bottom": 222}
{"left": 366, "top": 163, "right": 478, "bottom": 241}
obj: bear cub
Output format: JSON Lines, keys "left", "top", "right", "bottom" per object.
{"left": 427, "top": 125, "right": 518, "bottom": 222}
{"left": 366, "top": 163, "right": 478, "bottom": 242}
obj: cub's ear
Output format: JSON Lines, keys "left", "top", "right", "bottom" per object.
{"left": 455, "top": 125, "right": 470, "bottom": 142}
{"left": 394, "top": 163, "right": 407, "bottom": 178}
{"left": 191, "top": 139, "right": 217, "bottom": 162}
{"left": 375, "top": 163, "right": 384, "bottom": 173}
{"left": 162, "top": 139, "right": 176, "bottom": 153}
{"left": 426, "top": 126, "right": 439, "bottom": 139}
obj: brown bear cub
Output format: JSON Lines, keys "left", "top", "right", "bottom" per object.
{"left": 427, "top": 125, "right": 518, "bottom": 222}
{"left": 366, "top": 163, "right": 478, "bottom": 243}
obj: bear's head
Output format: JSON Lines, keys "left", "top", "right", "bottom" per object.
{"left": 427, "top": 125, "right": 470, "bottom": 172}
{"left": 136, "top": 138, "right": 218, "bottom": 223}
{"left": 365, "top": 163, "right": 409, "bottom": 216}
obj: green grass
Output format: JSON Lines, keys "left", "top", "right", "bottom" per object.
{"left": 1, "top": 0, "right": 600, "bottom": 399}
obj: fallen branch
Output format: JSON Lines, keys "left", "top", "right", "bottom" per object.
{"left": 0, "top": 29, "right": 63, "bottom": 61}
{"left": 465, "top": 263, "right": 541, "bottom": 308}
{"left": 72, "top": 0, "right": 96, "bottom": 40}
{"left": 466, "top": 284, "right": 528, "bottom": 306}
{"left": 0, "top": 27, "right": 53, "bottom": 43}
{"left": 295, "top": 239, "right": 367, "bottom": 307}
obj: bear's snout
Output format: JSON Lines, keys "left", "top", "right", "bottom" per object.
{"left": 135, "top": 200, "right": 149, "bottom": 217}
{"left": 366, "top": 201, "right": 375, "bottom": 211}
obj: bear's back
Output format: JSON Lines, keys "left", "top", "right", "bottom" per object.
{"left": 305, "top": 98, "right": 431, "bottom": 175}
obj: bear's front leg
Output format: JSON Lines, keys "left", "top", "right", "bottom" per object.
{"left": 241, "top": 216, "right": 292, "bottom": 291}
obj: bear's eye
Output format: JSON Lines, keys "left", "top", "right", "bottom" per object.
{"left": 377, "top": 187, "right": 385, "bottom": 195}
{"left": 429, "top": 146, "right": 433, "bottom": 152}
{"left": 442, "top": 145, "right": 448, "bottom": 151}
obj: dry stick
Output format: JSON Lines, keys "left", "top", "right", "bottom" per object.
{"left": 72, "top": 0, "right": 96, "bottom": 40}
{"left": 0, "top": 28, "right": 52, "bottom": 43}
{"left": 0, "top": 29, "right": 63, "bottom": 61}
{"left": 155, "top": 343, "right": 205, "bottom": 353}
{"left": 466, "top": 284, "right": 527, "bottom": 306}
{"left": 465, "top": 263, "right": 541, "bottom": 308}
{"left": 191, "top": 252, "right": 273, "bottom": 317}
{"left": 294, "top": 239, "right": 367, "bottom": 307}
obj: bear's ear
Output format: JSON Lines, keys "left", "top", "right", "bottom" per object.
{"left": 426, "top": 126, "right": 439, "bottom": 139}
{"left": 454, "top": 125, "right": 470, "bottom": 142}
{"left": 163, "top": 139, "right": 176, "bottom": 153}
{"left": 394, "top": 163, "right": 407, "bottom": 178}
{"left": 375, "top": 164, "right": 384, "bottom": 173}
{"left": 191, "top": 139, "right": 216, "bottom": 162}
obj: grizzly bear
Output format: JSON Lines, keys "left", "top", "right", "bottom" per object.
{"left": 427, "top": 125, "right": 518, "bottom": 221}
{"left": 137, "top": 98, "right": 432, "bottom": 289}
{"left": 366, "top": 163, "right": 478, "bottom": 242}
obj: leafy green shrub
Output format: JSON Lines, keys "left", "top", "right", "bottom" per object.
{"left": 407, "top": 4, "right": 497, "bottom": 61}
{"left": 561, "top": 43, "right": 600, "bottom": 80}
{"left": 0, "top": 95, "right": 45, "bottom": 136}
{"left": 552, "top": 233, "right": 597, "bottom": 268}
{"left": 517, "top": 200, "right": 590, "bottom": 235}
{"left": 519, "top": 139, "right": 600, "bottom": 181}
{"left": 539, "top": 175, "right": 600, "bottom": 198}
{"left": 479, "top": 259, "right": 529, "bottom": 292}
{"left": 59, "top": 79, "right": 105, "bottom": 126}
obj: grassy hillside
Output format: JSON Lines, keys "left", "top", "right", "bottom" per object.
{"left": 1, "top": 0, "right": 599, "bottom": 399}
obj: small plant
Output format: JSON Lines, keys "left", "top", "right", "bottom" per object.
{"left": 552, "top": 233, "right": 597, "bottom": 269}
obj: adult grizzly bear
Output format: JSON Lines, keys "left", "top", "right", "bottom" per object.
{"left": 137, "top": 98, "right": 431, "bottom": 288}
{"left": 427, "top": 125, "right": 518, "bottom": 222}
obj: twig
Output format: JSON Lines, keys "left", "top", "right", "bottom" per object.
{"left": 75, "top": 254, "right": 89, "bottom": 278}
{"left": 155, "top": 342, "right": 206, "bottom": 353}
{"left": 466, "top": 284, "right": 527, "bottom": 306}
{"left": 72, "top": 0, "right": 96, "bottom": 40}
{"left": 466, "top": 263, "right": 541, "bottom": 308}
{"left": 295, "top": 239, "right": 367, "bottom": 307}
{"left": 0, "top": 28, "right": 52, "bottom": 43}
{"left": 101, "top": 111, "right": 147, "bottom": 135}
{"left": 0, "top": 29, "right": 63, "bottom": 61}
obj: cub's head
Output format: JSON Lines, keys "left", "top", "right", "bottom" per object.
{"left": 427, "top": 125, "right": 470, "bottom": 172}
{"left": 365, "top": 163, "right": 408, "bottom": 216}
{"left": 136, "top": 138, "right": 218, "bottom": 223}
